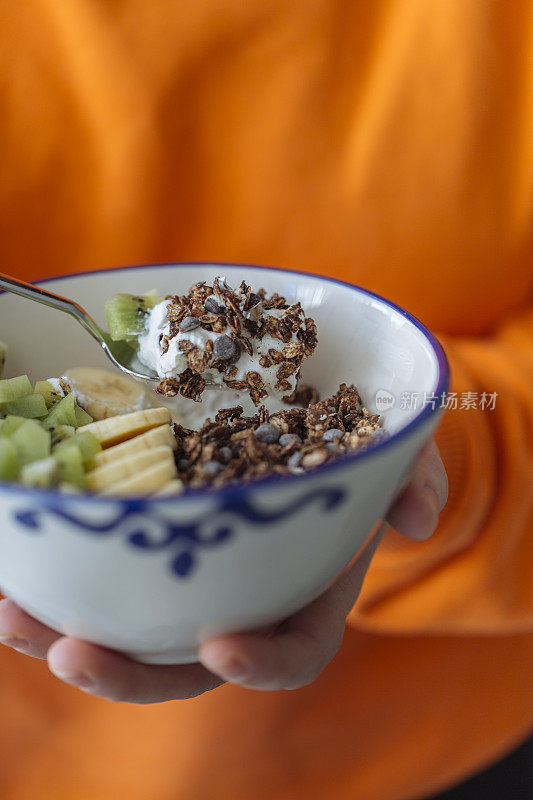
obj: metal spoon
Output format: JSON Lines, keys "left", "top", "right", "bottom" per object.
{"left": 0, "top": 271, "right": 159, "bottom": 382}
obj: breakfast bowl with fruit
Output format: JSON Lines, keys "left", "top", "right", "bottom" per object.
{"left": 0, "top": 263, "right": 448, "bottom": 663}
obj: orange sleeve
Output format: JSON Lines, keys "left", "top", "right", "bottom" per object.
{"left": 348, "top": 304, "right": 533, "bottom": 636}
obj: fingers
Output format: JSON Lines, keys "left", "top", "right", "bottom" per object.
{"left": 0, "top": 598, "right": 61, "bottom": 659}
{"left": 0, "top": 599, "right": 223, "bottom": 704}
{"left": 46, "top": 637, "right": 225, "bottom": 703}
{"left": 200, "top": 531, "right": 383, "bottom": 691}
{"left": 387, "top": 438, "right": 448, "bottom": 540}
{"left": 0, "top": 599, "right": 224, "bottom": 703}
{"left": 200, "top": 628, "right": 332, "bottom": 692}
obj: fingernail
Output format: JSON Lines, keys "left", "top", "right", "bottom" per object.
{"left": 218, "top": 657, "right": 250, "bottom": 681}
{"left": 0, "top": 636, "right": 30, "bottom": 652}
{"left": 50, "top": 668, "right": 95, "bottom": 692}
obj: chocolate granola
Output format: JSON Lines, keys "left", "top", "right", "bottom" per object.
{"left": 172, "top": 383, "right": 384, "bottom": 489}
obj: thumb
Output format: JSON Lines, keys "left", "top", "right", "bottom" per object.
{"left": 386, "top": 438, "right": 448, "bottom": 541}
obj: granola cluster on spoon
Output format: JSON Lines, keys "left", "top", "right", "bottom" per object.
{"left": 136, "top": 277, "right": 317, "bottom": 405}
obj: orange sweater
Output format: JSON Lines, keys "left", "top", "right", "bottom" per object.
{"left": 0, "top": 2, "right": 532, "bottom": 799}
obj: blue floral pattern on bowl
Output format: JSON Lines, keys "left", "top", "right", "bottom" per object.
{"left": 13, "top": 486, "right": 346, "bottom": 578}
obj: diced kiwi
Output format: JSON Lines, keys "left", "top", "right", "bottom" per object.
{"left": 54, "top": 430, "right": 101, "bottom": 462}
{"left": 0, "top": 438, "right": 19, "bottom": 480}
{"left": 0, "top": 393, "right": 48, "bottom": 419}
{"left": 10, "top": 420, "right": 51, "bottom": 465}
{"left": 105, "top": 292, "right": 159, "bottom": 342}
{"left": 20, "top": 456, "right": 59, "bottom": 488}
{"left": 54, "top": 445, "right": 86, "bottom": 489}
{"left": 74, "top": 404, "right": 93, "bottom": 427}
{"left": 0, "top": 341, "right": 7, "bottom": 379}
{"left": 0, "top": 415, "right": 27, "bottom": 436}
{"left": 34, "top": 380, "right": 64, "bottom": 409}
{"left": 0, "top": 375, "right": 33, "bottom": 404}
{"left": 48, "top": 424, "right": 75, "bottom": 447}
{"left": 43, "top": 392, "right": 76, "bottom": 428}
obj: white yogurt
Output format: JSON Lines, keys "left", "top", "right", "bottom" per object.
{"left": 156, "top": 388, "right": 285, "bottom": 429}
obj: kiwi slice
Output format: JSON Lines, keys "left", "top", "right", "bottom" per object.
{"left": 0, "top": 415, "right": 28, "bottom": 436}
{"left": 34, "top": 380, "right": 64, "bottom": 409}
{"left": 54, "top": 445, "right": 86, "bottom": 489}
{"left": 0, "top": 393, "right": 48, "bottom": 419}
{"left": 0, "top": 375, "right": 33, "bottom": 404}
{"left": 43, "top": 392, "right": 77, "bottom": 428}
{"left": 105, "top": 292, "right": 160, "bottom": 342}
{"left": 74, "top": 404, "right": 93, "bottom": 427}
{"left": 143, "top": 289, "right": 163, "bottom": 306}
{"left": 54, "top": 430, "right": 101, "bottom": 462}
{"left": 48, "top": 424, "right": 76, "bottom": 447}
{"left": 0, "top": 341, "right": 7, "bottom": 379}
{"left": 10, "top": 420, "right": 51, "bottom": 466}
{"left": 20, "top": 456, "right": 59, "bottom": 488}
{"left": 0, "top": 438, "right": 19, "bottom": 480}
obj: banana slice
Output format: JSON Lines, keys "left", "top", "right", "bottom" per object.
{"left": 101, "top": 459, "right": 178, "bottom": 495}
{"left": 79, "top": 407, "right": 171, "bottom": 447}
{"left": 62, "top": 366, "right": 156, "bottom": 421}
{"left": 87, "top": 424, "right": 176, "bottom": 469}
{"left": 154, "top": 478, "right": 184, "bottom": 496}
{"left": 87, "top": 445, "right": 175, "bottom": 491}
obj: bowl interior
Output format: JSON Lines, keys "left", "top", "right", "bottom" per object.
{"left": 0, "top": 264, "right": 442, "bottom": 434}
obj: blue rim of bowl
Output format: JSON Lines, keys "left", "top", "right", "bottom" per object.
{"left": 0, "top": 261, "right": 450, "bottom": 504}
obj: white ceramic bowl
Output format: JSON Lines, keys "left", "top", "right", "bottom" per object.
{"left": 0, "top": 263, "right": 449, "bottom": 663}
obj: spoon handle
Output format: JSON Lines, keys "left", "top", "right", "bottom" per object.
{"left": 0, "top": 271, "right": 104, "bottom": 345}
